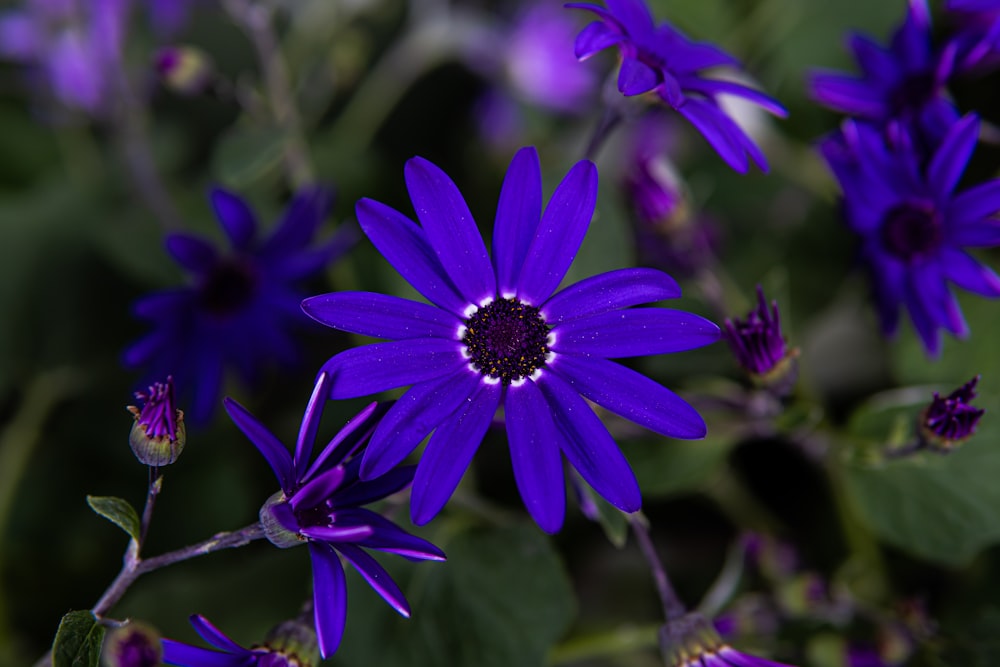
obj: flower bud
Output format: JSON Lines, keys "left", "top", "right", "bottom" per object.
{"left": 127, "top": 377, "right": 186, "bottom": 467}
{"left": 154, "top": 46, "right": 215, "bottom": 96}
{"left": 723, "top": 286, "right": 799, "bottom": 395}
{"left": 918, "top": 375, "right": 984, "bottom": 452}
{"left": 103, "top": 622, "right": 162, "bottom": 667}
{"left": 259, "top": 491, "right": 305, "bottom": 549}
{"left": 257, "top": 616, "right": 320, "bottom": 667}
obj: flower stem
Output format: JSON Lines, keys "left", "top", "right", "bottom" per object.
{"left": 583, "top": 106, "right": 622, "bottom": 161}
{"left": 627, "top": 513, "right": 687, "bottom": 621}
{"left": 139, "top": 470, "right": 163, "bottom": 549}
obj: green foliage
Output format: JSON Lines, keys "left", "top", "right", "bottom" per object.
{"left": 335, "top": 522, "right": 575, "bottom": 667}
{"left": 52, "top": 611, "right": 104, "bottom": 667}
{"left": 86, "top": 495, "right": 141, "bottom": 543}
{"left": 211, "top": 122, "right": 288, "bottom": 189}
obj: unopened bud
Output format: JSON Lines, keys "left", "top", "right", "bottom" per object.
{"left": 127, "top": 376, "right": 186, "bottom": 467}
{"left": 103, "top": 622, "right": 162, "bottom": 667}
{"left": 154, "top": 46, "right": 215, "bottom": 96}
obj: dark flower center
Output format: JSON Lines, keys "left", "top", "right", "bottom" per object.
{"left": 889, "top": 72, "right": 937, "bottom": 116}
{"left": 462, "top": 298, "right": 551, "bottom": 385}
{"left": 880, "top": 202, "right": 942, "bottom": 261}
{"left": 200, "top": 257, "right": 258, "bottom": 315}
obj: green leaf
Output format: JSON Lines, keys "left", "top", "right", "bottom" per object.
{"left": 337, "top": 522, "right": 576, "bottom": 667}
{"left": 211, "top": 123, "right": 287, "bottom": 189}
{"left": 625, "top": 434, "right": 733, "bottom": 498}
{"left": 86, "top": 495, "right": 141, "bottom": 543}
{"left": 52, "top": 610, "right": 105, "bottom": 667}
{"left": 843, "top": 394, "right": 1000, "bottom": 566}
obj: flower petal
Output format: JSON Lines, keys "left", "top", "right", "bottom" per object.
{"left": 618, "top": 56, "right": 660, "bottom": 95}
{"left": 362, "top": 369, "right": 481, "bottom": 479}
{"left": 337, "top": 543, "right": 411, "bottom": 617}
{"left": 336, "top": 507, "right": 447, "bottom": 561}
{"left": 308, "top": 542, "right": 348, "bottom": 658}
{"left": 304, "top": 402, "right": 386, "bottom": 481}
{"left": 517, "top": 160, "right": 599, "bottom": 305}
{"left": 808, "top": 71, "right": 886, "bottom": 118}
{"left": 356, "top": 197, "right": 469, "bottom": 316}
{"left": 293, "top": 372, "right": 331, "bottom": 480}
{"left": 319, "top": 338, "right": 465, "bottom": 400}
{"left": 262, "top": 185, "right": 334, "bottom": 256}
{"left": 161, "top": 640, "right": 246, "bottom": 667}
{"left": 301, "top": 524, "right": 374, "bottom": 542}
{"left": 291, "top": 466, "right": 347, "bottom": 512}
{"left": 941, "top": 247, "right": 1000, "bottom": 296}
{"left": 493, "top": 147, "right": 543, "bottom": 294}
{"left": 676, "top": 98, "right": 753, "bottom": 173}
{"left": 550, "top": 355, "right": 707, "bottom": 439}
{"left": 947, "top": 179, "right": 1000, "bottom": 230}
{"left": 552, "top": 308, "right": 719, "bottom": 357}
{"left": 165, "top": 234, "right": 218, "bottom": 274}
{"left": 404, "top": 157, "right": 496, "bottom": 304}
{"left": 410, "top": 381, "right": 502, "bottom": 525}
{"left": 574, "top": 20, "right": 624, "bottom": 59}
{"left": 223, "top": 397, "right": 292, "bottom": 491}
{"left": 505, "top": 380, "right": 567, "bottom": 534}
{"left": 928, "top": 113, "right": 979, "bottom": 200}
{"left": 209, "top": 188, "right": 257, "bottom": 250}
{"left": 537, "top": 371, "right": 641, "bottom": 512}
{"left": 541, "top": 268, "right": 682, "bottom": 323}
{"left": 301, "top": 292, "right": 461, "bottom": 340}
{"left": 188, "top": 614, "right": 245, "bottom": 653}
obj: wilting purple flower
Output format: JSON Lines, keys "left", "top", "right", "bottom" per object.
{"left": 302, "top": 146, "right": 719, "bottom": 534}
{"left": 224, "top": 372, "right": 445, "bottom": 658}
{"left": 125, "top": 186, "right": 353, "bottom": 423}
{"left": 808, "top": 0, "right": 959, "bottom": 139}
{"left": 723, "top": 287, "right": 798, "bottom": 391}
{"left": 162, "top": 614, "right": 318, "bottom": 667}
{"left": 127, "top": 376, "right": 186, "bottom": 466}
{"left": 568, "top": 0, "right": 787, "bottom": 172}
{"left": 819, "top": 114, "right": 1000, "bottom": 355}
{"left": 0, "top": 0, "right": 130, "bottom": 115}
{"left": 661, "top": 613, "right": 796, "bottom": 667}
{"left": 919, "top": 375, "right": 984, "bottom": 450}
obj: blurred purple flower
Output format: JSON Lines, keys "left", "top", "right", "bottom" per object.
{"left": 820, "top": 114, "right": 1000, "bottom": 355}
{"left": 920, "top": 375, "right": 984, "bottom": 450}
{"left": 568, "top": 0, "right": 787, "bottom": 172}
{"left": 125, "top": 186, "right": 354, "bottom": 423}
{"left": 162, "top": 614, "right": 317, "bottom": 667}
{"left": 224, "top": 372, "right": 446, "bottom": 658}
{"left": 147, "top": 0, "right": 196, "bottom": 36}
{"left": 0, "top": 0, "right": 130, "bottom": 115}
{"left": 946, "top": 0, "right": 1000, "bottom": 72}
{"left": 302, "top": 146, "right": 718, "bottom": 534}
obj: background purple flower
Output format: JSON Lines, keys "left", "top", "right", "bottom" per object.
{"left": 568, "top": 0, "right": 786, "bottom": 172}
{"left": 820, "top": 114, "right": 1000, "bottom": 355}
{"left": 162, "top": 614, "right": 315, "bottom": 667}
{"left": 302, "top": 146, "right": 719, "bottom": 534}
{"left": 225, "top": 372, "right": 445, "bottom": 658}
{"left": 125, "top": 186, "right": 353, "bottom": 423}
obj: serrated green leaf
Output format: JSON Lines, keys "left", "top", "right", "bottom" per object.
{"left": 86, "top": 495, "right": 141, "bottom": 543}
{"left": 336, "top": 522, "right": 575, "bottom": 667}
{"left": 52, "top": 610, "right": 105, "bottom": 667}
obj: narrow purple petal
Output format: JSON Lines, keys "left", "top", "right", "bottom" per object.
{"left": 223, "top": 398, "right": 293, "bottom": 491}
{"left": 319, "top": 339, "right": 465, "bottom": 400}
{"left": 404, "top": 157, "right": 496, "bottom": 304}
{"left": 551, "top": 354, "right": 707, "bottom": 439}
{"left": 493, "top": 147, "right": 542, "bottom": 294}
{"left": 849, "top": 33, "right": 899, "bottom": 83}
{"left": 574, "top": 21, "right": 624, "bottom": 59}
{"left": 904, "top": 274, "right": 943, "bottom": 356}
{"left": 269, "top": 500, "right": 300, "bottom": 533}
{"left": 209, "top": 188, "right": 257, "bottom": 250}
{"left": 676, "top": 99, "right": 752, "bottom": 173}
{"left": 505, "top": 381, "right": 566, "bottom": 534}
{"left": 290, "top": 466, "right": 347, "bottom": 511}
{"left": 516, "top": 160, "right": 599, "bottom": 305}
{"left": 308, "top": 542, "right": 348, "bottom": 658}
{"left": 537, "top": 371, "right": 641, "bottom": 512}
{"left": 161, "top": 639, "right": 246, "bottom": 667}
{"left": 618, "top": 57, "right": 660, "bottom": 95}
{"left": 410, "top": 382, "right": 502, "bottom": 525}
{"left": 302, "top": 292, "right": 461, "bottom": 340}
{"left": 262, "top": 185, "right": 334, "bottom": 255}
{"left": 188, "top": 615, "right": 246, "bottom": 653}
{"left": 337, "top": 543, "right": 411, "bottom": 617}
{"left": 552, "top": 308, "right": 720, "bottom": 357}
{"left": 689, "top": 78, "right": 789, "bottom": 118}
{"left": 947, "top": 180, "right": 1000, "bottom": 228}
{"left": 541, "top": 268, "right": 682, "bottom": 323}
{"left": 336, "top": 508, "right": 447, "bottom": 560}
{"left": 304, "top": 402, "right": 385, "bottom": 481}
{"left": 912, "top": 262, "right": 966, "bottom": 336}
{"left": 808, "top": 71, "right": 886, "bottom": 118}
{"left": 293, "top": 372, "right": 331, "bottom": 480}
{"left": 362, "top": 369, "right": 481, "bottom": 479}
{"left": 356, "top": 198, "right": 469, "bottom": 316}
{"left": 165, "top": 234, "right": 218, "bottom": 274}
{"left": 300, "top": 524, "right": 374, "bottom": 542}
{"left": 718, "top": 646, "right": 796, "bottom": 667}
{"left": 928, "top": 114, "right": 979, "bottom": 200}
{"left": 333, "top": 466, "right": 416, "bottom": 508}
{"left": 606, "top": 0, "right": 656, "bottom": 38}
{"left": 941, "top": 247, "right": 1000, "bottom": 296}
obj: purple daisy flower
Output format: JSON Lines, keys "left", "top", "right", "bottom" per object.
{"left": 661, "top": 613, "right": 796, "bottom": 667}
{"left": 302, "top": 146, "right": 719, "bottom": 534}
{"left": 224, "top": 372, "right": 446, "bottom": 658}
{"left": 567, "top": 0, "right": 787, "bottom": 173}
{"left": 0, "top": 0, "right": 130, "bottom": 115}
{"left": 808, "top": 0, "right": 959, "bottom": 138}
{"left": 819, "top": 114, "right": 1000, "bottom": 355}
{"left": 125, "top": 186, "right": 354, "bottom": 424}
{"left": 162, "top": 614, "right": 318, "bottom": 667}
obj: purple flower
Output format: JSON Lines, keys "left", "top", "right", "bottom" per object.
{"left": 919, "top": 375, "right": 984, "bottom": 450}
{"left": 661, "top": 613, "right": 796, "bottom": 667}
{"left": 808, "top": 0, "right": 959, "bottom": 137}
{"left": 723, "top": 286, "right": 798, "bottom": 392}
{"left": 127, "top": 376, "right": 186, "bottom": 466}
{"left": 819, "top": 114, "right": 1000, "bottom": 355}
{"left": 147, "top": 0, "right": 197, "bottom": 36}
{"left": 946, "top": 0, "right": 1000, "bottom": 72}
{"left": 0, "top": 0, "right": 130, "bottom": 115}
{"left": 125, "top": 186, "right": 353, "bottom": 423}
{"left": 302, "top": 146, "right": 719, "bottom": 534}
{"left": 104, "top": 623, "right": 162, "bottom": 667}
{"left": 224, "top": 372, "right": 446, "bottom": 658}
{"left": 567, "top": 0, "right": 787, "bottom": 173}
{"left": 162, "top": 614, "right": 318, "bottom": 667}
